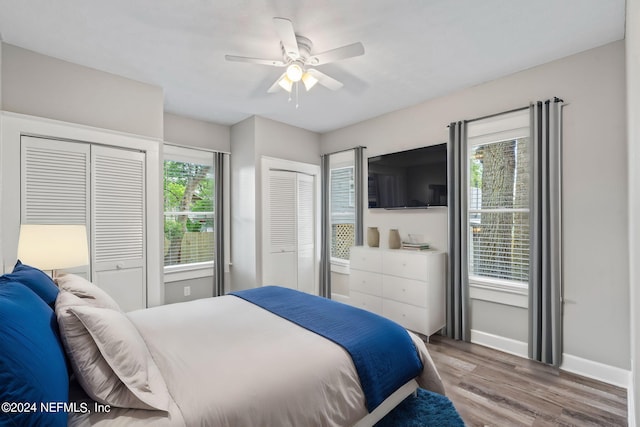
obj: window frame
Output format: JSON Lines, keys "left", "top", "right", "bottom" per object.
{"left": 329, "top": 160, "right": 356, "bottom": 266}
{"left": 466, "top": 110, "right": 531, "bottom": 305}
{"left": 163, "top": 145, "right": 216, "bottom": 281}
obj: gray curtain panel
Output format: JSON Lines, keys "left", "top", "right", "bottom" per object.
{"left": 354, "top": 146, "right": 365, "bottom": 247}
{"left": 319, "top": 154, "right": 332, "bottom": 298}
{"left": 447, "top": 121, "right": 470, "bottom": 341}
{"left": 528, "top": 98, "right": 564, "bottom": 366}
{"left": 214, "top": 152, "right": 226, "bottom": 296}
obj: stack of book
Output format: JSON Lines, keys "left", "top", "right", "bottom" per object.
{"left": 401, "top": 242, "right": 430, "bottom": 251}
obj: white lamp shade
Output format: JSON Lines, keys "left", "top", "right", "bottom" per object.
{"left": 301, "top": 72, "right": 319, "bottom": 91}
{"left": 278, "top": 75, "right": 294, "bottom": 92}
{"left": 17, "top": 224, "right": 89, "bottom": 270}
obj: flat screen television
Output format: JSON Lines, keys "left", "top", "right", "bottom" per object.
{"left": 368, "top": 143, "right": 447, "bottom": 209}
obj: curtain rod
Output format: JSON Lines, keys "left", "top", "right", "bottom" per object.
{"left": 466, "top": 105, "right": 530, "bottom": 124}
{"left": 164, "top": 141, "right": 230, "bottom": 155}
{"left": 456, "top": 97, "right": 565, "bottom": 126}
{"left": 321, "top": 145, "right": 367, "bottom": 157}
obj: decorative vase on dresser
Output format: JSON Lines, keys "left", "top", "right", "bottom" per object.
{"left": 388, "top": 229, "right": 401, "bottom": 249}
{"left": 367, "top": 227, "right": 380, "bottom": 247}
{"left": 348, "top": 246, "right": 446, "bottom": 337}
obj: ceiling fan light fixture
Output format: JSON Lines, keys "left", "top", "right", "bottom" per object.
{"left": 301, "top": 72, "right": 318, "bottom": 91}
{"left": 286, "top": 62, "right": 304, "bottom": 82}
{"left": 278, "top": 75, "right": 294, "bottom": 92}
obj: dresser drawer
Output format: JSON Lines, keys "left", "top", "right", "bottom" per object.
{"left": 383, "top": 299, "right": 427, "bottom": 334}
{"left": 382, "top": 251, "right": 428, "bottom": 280}
{"left": 349, "top": 291, "right": 383, "bottom": 315}
{"left": 350, "top": 248, "right": 382, "bottom": 273}
{"left": 350, "top": 269, "right": 383, "bottom": 296}
{"left": 382, "top": 276, "right": 428, "bottom": 307}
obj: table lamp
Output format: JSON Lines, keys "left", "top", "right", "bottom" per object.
{"left": 17, "top": 224, "right": 89, "bottom": 276}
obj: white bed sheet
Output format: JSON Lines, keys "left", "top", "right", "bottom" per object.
{"left": 69, "top": 295, "right": 444, "bottom": 427}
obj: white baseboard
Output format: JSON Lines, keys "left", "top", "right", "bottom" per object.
{"left": 470, "top": 330, "right": 634, "bottom": 424}
{"left": 470, "top": 329, "right": 528, "bottom": 358}
{"left": 562, "top": 354, "right": 634, "bottom": 426}
{"left": 628, "top": 376, "right": 636, "bottom": 427}
{"left": 561, "top": 353, "right": 631, "bottom": 389}
{"left": 470, "top": 330, "right": 632, "bottom": 389}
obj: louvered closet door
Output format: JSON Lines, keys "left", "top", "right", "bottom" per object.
{"left": 296, "top": 173, "right": 315, "bottom": 294}
{"left": 91, "top": 145, "right": 146, "bottom": 312}
{"left": 21, "top": 136, "right": 91, "bottom": 278}
{"left": 264, "top": 170, "right": 297, "bottom": 289}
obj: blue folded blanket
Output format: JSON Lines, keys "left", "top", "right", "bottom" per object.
{"left": 230, "top": 286, "right": 423, "bottom": 412}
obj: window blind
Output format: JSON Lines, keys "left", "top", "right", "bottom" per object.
{"left": 163, "top": 155, "right": 214, "bottom": 267}
{"left": 468, "top": 137, "right": 530, "bottom": 284}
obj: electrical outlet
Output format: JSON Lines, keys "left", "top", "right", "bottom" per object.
{"left": 183, "top": 286, "right": 191, "bottom": 297}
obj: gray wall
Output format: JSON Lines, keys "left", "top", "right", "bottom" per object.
{"left": 164, "top": 112, "right": 230, "bottom": 152}
{"left": 165, "top": 276, "right": 214, "bottom": 304}
{"left": 1, "top": 43, "right": 163, "bottom": 138}
{"left": 470, "top": 300, "right": 528, "bottom": 342}
{"left": 230, "top": 117, "right": 258, "bottom": 291}
{"left": 230, "top": 116, "right": 321, "bottom": 291}
{"left": 0, "top": 43, "right": 3, "bottom": 109}
{"left": 322, "top": 41, "right": 629, "bottom": 371}
{"left": 627, "top": 0, "right": 640, "bottom": 421}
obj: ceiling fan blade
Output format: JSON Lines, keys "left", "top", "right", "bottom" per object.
{"left": 267, "top": 73, "right": 286, "bottom": 93}
{"left": 309, "top": 42, "right": 364, "bottom": 65}
{"left": 306, "top": 69, "right": 343, "bottom": 91}
{"left": 225, "top": 55, "right": 285, "bottom": 67}
{"left": 273, "top": 17, "right": 300, "bottom": 60}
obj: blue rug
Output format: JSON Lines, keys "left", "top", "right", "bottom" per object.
{"left": 376, "top": 388, "right": 465, "bottom": 427}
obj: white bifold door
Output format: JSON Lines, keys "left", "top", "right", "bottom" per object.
{"left": 263, "top": 169, "right": 316, "bottom": 294}
{"left": 21, "top": 136, "right": 146, "bottom": 311}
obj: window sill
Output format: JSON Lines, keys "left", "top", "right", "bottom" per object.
{"left": 164, "top": 262, "right": 214, "bottom": 283}
{"left": 469, "top": 277, "right": 528, "bottom": 308}
{"left": 330, "top": 258, "right": 350, "bottom": 275}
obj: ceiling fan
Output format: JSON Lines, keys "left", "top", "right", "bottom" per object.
{"left": 225, "top": 17, "right": 365, "bottom": 95}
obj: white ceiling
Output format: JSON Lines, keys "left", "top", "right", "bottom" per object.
{"left": 0, "top": 0, "right": 626, "bottom": 133}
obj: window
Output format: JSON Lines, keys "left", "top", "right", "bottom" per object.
{"left": 329, "top": 154, "right": 356, "bottom": 261}
{"left": 467, "top": 111, "right": 530, "bottom": 289}
{"left": 163, "top": 147, "right": 215, "bottom": 271}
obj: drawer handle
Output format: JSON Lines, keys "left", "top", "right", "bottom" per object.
{"left": 402, "top": 288, "right": 406, "bottom": 292}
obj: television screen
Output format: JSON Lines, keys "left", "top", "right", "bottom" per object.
{"left": 368, "top": 144, "right": 447, "bottom": 208}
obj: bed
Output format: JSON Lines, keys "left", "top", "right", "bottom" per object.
{"left": 0, "top": 263, "right": 445, "bottom": 427}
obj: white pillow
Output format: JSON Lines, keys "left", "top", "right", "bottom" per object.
{"left": 55, "top": 273, "right": 121, "bottom": 311}
{"left": 55, "top": 291, "right": 170, "bottom": 411}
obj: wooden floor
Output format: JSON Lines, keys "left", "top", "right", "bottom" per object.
{"left": 424, "top": 335, "right": 628, "bottom": 426}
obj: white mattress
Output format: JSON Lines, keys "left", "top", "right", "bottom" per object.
{"left": 69, "top": 295, "right": 444, "bottom": 427}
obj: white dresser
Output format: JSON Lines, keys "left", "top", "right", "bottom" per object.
{"left": 348, "top": 246, "right": 446, "bottom": 337}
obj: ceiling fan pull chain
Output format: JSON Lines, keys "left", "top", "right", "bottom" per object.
{"left": 295, "top": 82, "right": 299, "bottom": 109}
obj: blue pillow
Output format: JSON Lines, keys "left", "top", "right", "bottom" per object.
{"left": 0, "top": 260, "right": 59, "bottom": 306}
{"left": 0, "top": 281, "right": 69, "bottom": 427}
